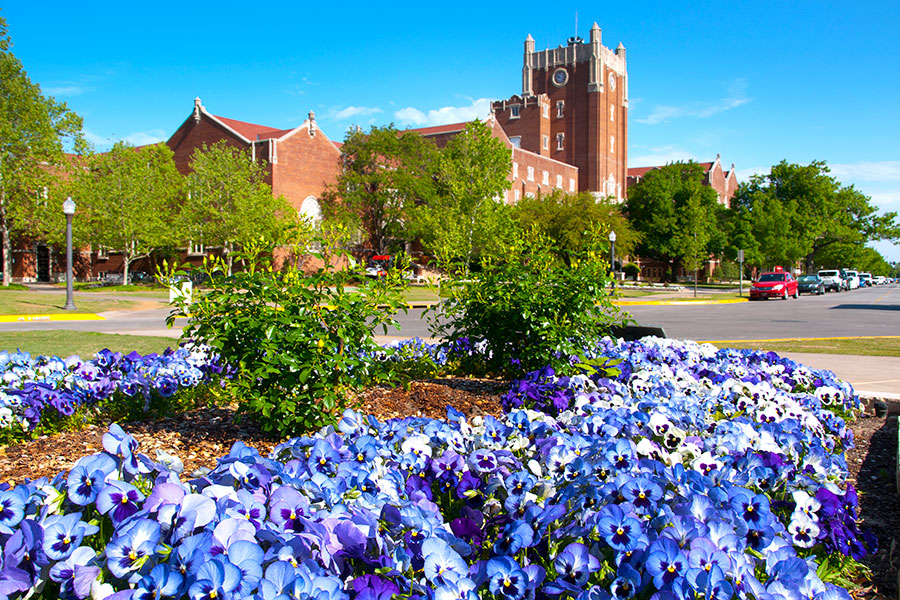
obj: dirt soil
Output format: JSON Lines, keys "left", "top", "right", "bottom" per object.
{"left": 0, "top": 380, "right": 895, "bottom": 599}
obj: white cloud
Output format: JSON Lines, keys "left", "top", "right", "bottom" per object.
{"left": 331, "top": 106, "right": 383, "bottom": 121}
{"left": 828, "top": 161, "right": 900, "bottom": 182}
{"left": 394, "top": 98, "right": 493, "bottom": 128}
{"left": 637, "top": 79, "right": 751, "bottom": 125}
{"left": 44, "top": 85, "right": 89, "bottom": 97}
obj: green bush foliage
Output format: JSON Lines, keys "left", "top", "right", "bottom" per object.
{"left": 429, "top": 228, "right": 630, "bottom": 377}
{"left": 162, "top": 238, "right": 409, "bottom": 437}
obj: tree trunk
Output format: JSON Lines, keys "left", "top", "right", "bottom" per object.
{"left": 123, "top": 253, "right": 130, "bottom": 286}
{"left": 1, "top": 217, "right": 10, "bottom": 287}
{"left": 0, "top": 185, "right": 10, "bottom": 286}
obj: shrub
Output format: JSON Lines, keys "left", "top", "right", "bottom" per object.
{"left": 623, "top": 262, "right": 640, "bottom": 280}
{"left": 162, "top": 239, "right": 409, "bottom": 437}
{"left": 429, "top": 228, "right": 630, "bottom": 376}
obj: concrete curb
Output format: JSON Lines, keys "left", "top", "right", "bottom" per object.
{"left": 0, "top": 313, "right": 106, "bottom": 323}
{"left": 614, "top": 298, "right": 749, "bottom": 306}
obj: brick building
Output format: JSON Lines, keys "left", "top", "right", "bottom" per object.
{"left": 167, "top": 97, "right": 342, "bottom": 222}
{"left": 410, "top": 118, "right": 579, "bottom": 204}
{"left": 491, "top": 23, "right": 628, "bottom": 200}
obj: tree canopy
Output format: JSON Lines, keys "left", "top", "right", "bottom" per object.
{"left": 185, "top": 141, "right": 297, "bottom": 273}
{"left": 413, "top": 120, "right": 513, "bottom": 272}
{"left": 0, "top": 16, "right": 85, "bottom": 285}
{"left": 322, "top": 124, "right": 439, "bottom": 255}
{"left": 72, "top": 143, "right": 183, "bottom": 283}
{"left": 624, "top": 162, "right": 721, "bottom": 280}
{"left": 728, "top": 160, "right": 899, "bottom": 271}
{"left": 513, "top": 189, "right": 638, "bottom": 267}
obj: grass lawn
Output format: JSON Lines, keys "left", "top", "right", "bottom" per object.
{"left": 708, "top": 336, "right": 900, "bottom": 357}
{"left": 0, "top": 330, "right": 181, "bottom": 358}
{"left": 0, "top": 283, "right": 29, "bottom": 291}
{"left": 0, "top": 292, "right": 163, "bottom": 315}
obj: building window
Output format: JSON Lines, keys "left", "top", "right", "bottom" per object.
{"left": 510, "top": 105, "right": 521, "bottom": 119}
{"left": 556, "top": 133, "right": 565, "bottom": 151}
{"left": 512, "top": 162, "right": 519, "bottom": 178}
{"left": 527, "top": 166, "right": 534, "bottom": 181}
{"left": 509, "top": 136, "right": 521, "bottom": 148}
{"left": 187, "top": 240, "right": 205, "bottom": 256}
{"left": 556, "top": 174, "right": 563, "bottom": 188}
{"left": 542, "top": 171, "right": 549, "bottom": 185}
{"left": 610, "top": 136, "right": 615, "bottom": 153}
{"left": 569, "top": 178, "right": 576, "bottom": 192}
{"left": 610, "top": 105, "right": 615, "bottom": 122}
{"left": 542, "top": 103, "right": 549, "bottom": 118}
{"left": 556, "top": 101, "right": 565, "bottom": 118}
{"left": 542, "top": 135, "right": 549, "bottom": 150}
{"left": 514, "top": 189, "right": 521, "bottom": 202}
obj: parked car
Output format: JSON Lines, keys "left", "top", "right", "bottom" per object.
{"left": 859, "top": 272, "right": 873, "bottom": 287}
{"left": 365, "top": 255, "right": 393, "bottom": 278}
{"left": 749, "top": 272, "right": 799, "bottom": 300}
{"left": 843, "top": 270, "right": 860, "bottom": 290}
{"left": 797, "top": 274, "right": 825, "bottom": 295}
{"left": 816, "top": 269, "right": 843, "bottom": 292}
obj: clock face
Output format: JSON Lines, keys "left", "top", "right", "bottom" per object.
{"left": 608, "top": 72, "right": 617, "bottom": 91}
{"left": 552, "top": 68, "right": 568, "bottom": 87}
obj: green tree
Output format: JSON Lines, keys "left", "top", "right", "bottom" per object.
{"left": 624, "top": 162, "right": 720, "bottom": 281}
{"left": 513, "top": 189, "right": 638, "bottom": 266}
{"left": 185, "top": 141, "right": 296, "bottom": 274}
{"left": 413, "top": 120, "right": 513, "bottom": 273}
{"left": 73, "top": 143, "right": 183, "bottom": 284}
{"left": 729, "top": 161, "right": 899, "bottom": 272}
{"left": 322, "top": 124, "right": 438, "bottom": 255}
{"left": 0, "top": 16, "right": 85, "bottom": 285}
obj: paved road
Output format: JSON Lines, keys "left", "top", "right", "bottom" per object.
{"left": 622, "top": 284, "right": 900, "bottom": 342}
{"left": 3, "top": 283, "right": 898, "bottom": 397}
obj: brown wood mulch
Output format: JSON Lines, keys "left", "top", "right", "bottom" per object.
{"left": 0, "top": 381, "right": 896, "bottom": 599}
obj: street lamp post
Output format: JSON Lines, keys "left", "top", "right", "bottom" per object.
{"left": 62, "top": 197, "right": 77, "bottom": 311}
{"left": 608, "top": 230, "right": 617, "bottom": 286}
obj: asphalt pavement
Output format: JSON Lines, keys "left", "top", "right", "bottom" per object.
{"left": 3, "top": 283, "right": 898, "bottom": 401}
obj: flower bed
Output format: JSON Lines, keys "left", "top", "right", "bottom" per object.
{"left": 0, "top": 345, "right": 227, "bottom": 439}
{"left": 0, "top": 337, "right": 875, "bottom": 599}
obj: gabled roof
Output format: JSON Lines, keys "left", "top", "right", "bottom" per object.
{"left": 628, "top": 162, "right": 715, "bottom": 179}
{"left": 406, "top": 122, "right": 472, "bottom": 137}
{"left": 212, "top": 115, "right": 283, "bottom": 141}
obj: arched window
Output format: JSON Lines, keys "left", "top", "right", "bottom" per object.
{"left": 299, "top": 196, "right": 321, "bottom": 224}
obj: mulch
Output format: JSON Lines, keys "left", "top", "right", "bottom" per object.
{"left": 0, "top": 380, "right": 896, "bottom": 599}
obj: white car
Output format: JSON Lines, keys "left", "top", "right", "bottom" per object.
{"left": 817, "top": 270, "right": 843, "bottom": 292}
{"left": 843, "top": 270, "right": 860, "bottom": 289}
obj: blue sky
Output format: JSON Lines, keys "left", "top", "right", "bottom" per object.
{"left": 4, "top": 1, "right": 899, "bottom": 260}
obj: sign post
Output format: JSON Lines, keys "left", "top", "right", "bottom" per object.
{"left": 738, "top": 249, "right": 744, "bottom": 297}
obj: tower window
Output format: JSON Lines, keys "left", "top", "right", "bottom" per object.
{"left": 542, "top": 135, "right": 549, "bottom": 150}
{"left": 610, "top": 136, "right": 615, "bottom": 153}
{"left": 556, "top": 133, "right": 565, "bottom": 150}
{"left": 569, "top": 178, "right": 576, "bottom": 192}
{"left": 557, "top": 101, "right": 565, "bottom": 118}
{"left": 610, "top": 105, "right": 615, "bottom": 122}
{"left": 542, "top": 103, "right": 549, "bottom": 118}
{"left": 510, "top": 105, "right": 521, "bottom": 119}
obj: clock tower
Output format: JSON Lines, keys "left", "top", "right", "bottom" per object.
{"left": 491, "top": 23, "right": 628, "bottom": 199}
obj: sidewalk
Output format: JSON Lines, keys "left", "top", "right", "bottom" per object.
{"left": 776, "top": 352, "right": 900, "bottom": 402}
